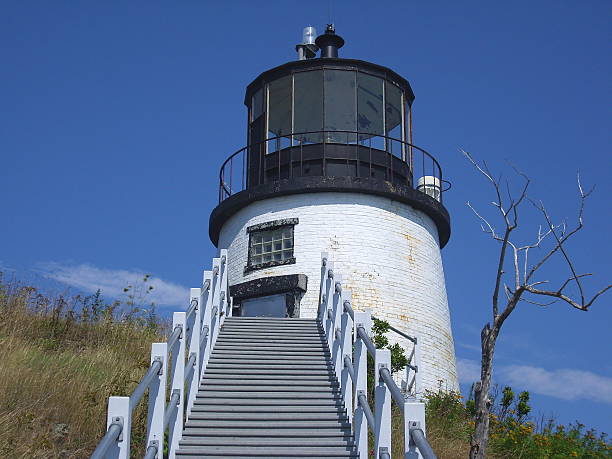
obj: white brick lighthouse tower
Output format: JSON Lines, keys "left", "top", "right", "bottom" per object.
{"left": 209, "top": 26, "right": 458, "bottom": 392}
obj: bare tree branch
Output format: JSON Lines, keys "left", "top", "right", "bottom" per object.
{"left": 524, "top": 284, "right": 611, "bottom": 311}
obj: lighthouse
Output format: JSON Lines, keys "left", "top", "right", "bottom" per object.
{"left": 209, "top": 25, "right": 458, "bottom": 393}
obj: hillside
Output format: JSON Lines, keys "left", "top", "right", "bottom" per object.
{"left": 0, "top": 274, "right": 609, "bottom": 458}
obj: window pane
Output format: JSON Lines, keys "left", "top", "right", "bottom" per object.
{"left": 283, "top": 250, "right": 293, "bottom": 259}
{"left": 283, "top": 239, "right": 293, "bottom": 249}
{"left": 294, "top": 71, "right": 323, "bottom": 143}
{"left": 251, "top": 88, "right": 264, "bottom": 121}
{"left": 274, "top": 241, "right": 282, "bottom": 251}
{"left": 252, "top": 255, "right": 262, "bottom": 265}
{"left": 357, "top": 73, "right": 384, "bottom": 138}
{"left": 385, "top": 81, "right": 403, "bottom": 139}
{"left": 268, "top": 76, "right": 292, "bottom": 139}
{"left": 274, "top": 253, "right": 282, "bottom": 261}
{"left": 263, "top": 254, "right": 272, "bottom": 262}
{"left": 324, "top": 70, "right": 356, "bottom": 143}
{"left": 241, "top": 294, "right": 287, "bottom": 317}
{"left": 249, "top": 226, "right": 295, "bottom": 267}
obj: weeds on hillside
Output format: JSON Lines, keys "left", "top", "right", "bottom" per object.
{"left": 0, "top": 273, "right": 166, "bottom": 458}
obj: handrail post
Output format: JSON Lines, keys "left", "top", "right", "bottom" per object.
{"left": 201, "top": 271, "right": 213, "bottom": 370}
{"left": 332, "top": 274, "right": 343, "bottom": 383}
{"left": 405, "top": 401, "right": 427, "bottom": 459}
{"left": 318, "top": 252, "right": 329, "bottom": 323}
{"left": 414, "top": 337, "right": 422, "bottom": 397}
{"left": 186, "top": 288, "right": 201, "bottom": 416}
{"left": 323, "top": 261, "right": 335, "bottom": 354}
{"left": 218, "top": 249, "right": 229, "bottom": 325}
{"left": 106, "top": 396, "right": 130, "bottom": 459}
{"left": 375, "top": 349, "right": 392, "bottom": 459}
{"left": 146, "top": 343, "right": 167, "bottom": 458}
{"left": 341, "top": 291, "right": 353, "bottom": 423}
{"left": 210, "top": 258, "right": 221, "bottom": 347}
{"left": 168, "top": 312, "right": 186, "bottom": 459}
{"left": 353, "top": 311, "right": 371, "bottom": 459}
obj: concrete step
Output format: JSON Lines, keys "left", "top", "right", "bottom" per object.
{"left": 208, "top": 354, "right": 329, "bottom": 361}
{"left": 198, "top": 385, "right": 340, "bottom": 393}
{"left": 203, "top": 368, "right": 334, "bottom": 376}
{"left": 195, "top": 391, "right": 342, "bottom": 399}
{"left": 181, "top": 428, "right": 352, "bottom": 438}
{"left": 176, "top": 446, "right": 357, "bottom": 457}
{"left": 189, "top": 405, "right": 345, "bottom": 413}
{"left": 184, "top": 420, "right": 351, "bottom": 429}
{"left": 192, "top": 398, "right": 344, "bottom": 406}
{"left": 211, "top": 349, "right": 331, "bottom": 359}
{"left": 206, "top": 364, "right": 332, "bottom": 370}
{"left": 212, "top": 344, "right": 328, "bottom": 352}
{"left": 201, "top": 373, "right": 333, "bottom": 380}
{"left": 179, "top": 437, "right": 355, "bottom": 447}
{"left": 187, "top": 412, "right": 349, "bottom": 421}
{"left": 200, "top": 379, "right": 338, "bottom": 387}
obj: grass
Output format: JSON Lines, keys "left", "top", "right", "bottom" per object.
{"left": 1, "top": 273, "right": 609, "bottom": 458}
{"left": 0, "top": 275, "right": 165, "bottom": 458}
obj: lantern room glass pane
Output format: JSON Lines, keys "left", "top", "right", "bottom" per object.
{"left": 251, "top": 88, "right": 264, "bottom": 122}
{"left": 385, "top": 80, "right": 404, "bottom": 157}
{"left": 357, "top": 73, "right": 384, "bottom": 140}
{"left": 385, "top": 81, "right": 402, "bottom": 138}
{"left": 268, "top": 75, "right": 292, "bottom": 139}
{"left": 294, "top": 71, "right": 323, "bottom": 143}
{"left": 324, "top": 70, "right": 356, "bottom": 143}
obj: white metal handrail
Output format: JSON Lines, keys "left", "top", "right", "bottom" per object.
{"left": 91, "top": 249, "right": 231, "bottom": 459}
{"left": 318, "top": 252, "right": 436, "bottom": 459}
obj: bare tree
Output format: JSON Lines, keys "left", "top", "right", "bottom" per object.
{"left": 462, "top": 150, "right": 611, "bottom": 459}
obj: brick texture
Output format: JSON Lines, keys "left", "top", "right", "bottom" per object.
{"left": 217, "top": 192, "right": 459, "bottom": 393}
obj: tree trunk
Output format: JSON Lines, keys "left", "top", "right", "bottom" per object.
{"left": 470, "top": 324, "right": 497, "bottom": 459}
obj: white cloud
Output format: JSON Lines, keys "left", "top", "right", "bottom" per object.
{"left": 457, "top": 358, "right": 481, "bottom": 384}
{"left": 38, "top": 262, "right": 188, "bottom": 307}
{"left": 457, "top": 358, "right": 612, "bottom": 404}
{"left": 498, "top": 365, "right": 612, "bottom": 404}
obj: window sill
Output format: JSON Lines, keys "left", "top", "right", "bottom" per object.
{"left": 244, "top": 257, "right": 296, "bottom": 274}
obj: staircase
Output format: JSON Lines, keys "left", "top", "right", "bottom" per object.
{"left": 176, "top": 317, "right": 358, "bottom": 458}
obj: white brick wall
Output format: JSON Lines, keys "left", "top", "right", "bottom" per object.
{"left": 217, "top": 192, "right": 459, "bottom": 393}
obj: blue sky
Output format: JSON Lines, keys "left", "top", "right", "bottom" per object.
{"left": 1, "top": 1, "right": 610, "bottom": 434}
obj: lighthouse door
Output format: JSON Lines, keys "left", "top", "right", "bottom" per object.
{"left": 240, "top": 293, "right": 287, "bottom": 317}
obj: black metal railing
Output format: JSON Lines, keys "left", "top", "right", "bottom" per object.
{"left": 218, "top": 130, "right": 448, "bottom": 203}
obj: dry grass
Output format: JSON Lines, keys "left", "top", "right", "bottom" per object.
{"left": 0, "top": 276, "right": 164, "bottom": 458}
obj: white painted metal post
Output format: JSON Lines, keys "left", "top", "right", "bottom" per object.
{"left": 218, "top": 249, "right": 228, "bottom": 325}
{"left": 404, "top": 400, "right": 426, "bottom": 459}
{"left": 146, "top": 343, "right": 167, "bottom": 458}
{"left": 332, "top": 274, "right": 343, "bottom": 382}
{"left": 319, "top": 252, "right": 329, "bottom": 323}
{"left": 168, "top": 312, "right": 186, "bottom": 459}
{"left": 353, "top": 311, "right": 371, "bottom": 459}
{"left": 375, "top": 349, "right": 392, "bottom": 459}
{"left": 227, "top": 296, "right": 233, "bottom": 317}
{"left": 186, "top": 288, "right": 201, "bottom": 416}
{"left": 201, "top": 271, "right": 213, "bottom": 370}
{"left": 106, "top": 396, "right": 131, "bottom": 459}
{"left": 210, "top": 258, "right": 221, "bottom": 348}
{"left": 324, "top": 260, "right": 335, "bottom": 353}
{"left": 414, "top": 338, "right": 422, "bottom": 398}
{"left": 341, "top": 291, "right": 353, "bottom": 423}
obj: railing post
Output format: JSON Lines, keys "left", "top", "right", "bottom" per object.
{"left": 341, "top": 291, "right": 353, "bottom": 423}
{"left": 414, "top": 338, "right": 422, "bottom": 398}
{"left": 218, "top": 249, "right": 229, "bottom": 326}
{"left": 332, "top": 273, "right": 343, "bottom": 383}
{"left": 210, "top": 257, "right": 221, "bottom": 347}
{"left": 375, "top": 349, "right": 392, "bottom": 459}
{"left": 353, "top": 311, "right": 371, "bottom": 459}
{"left": 186, "top": 288, "right": 201, "bottom": 416}
{"left": 106, "top": 396, "right": 130, "bottom": 459}
{"left": 201, "top": 271, "right": 213, "bottom": 370}
{"left": 319, "top": 252, "right": 329, "bottom": 323}
{"left": 405, "top": 400, "right": 426, "bottom": 459}
{"left": 323, "top": 261, "right": 335, "bottom": 354}
{"left": 146, "top": 343, "right": 167, "bottom": 458}
{"left": 168, "top": 312, "right": 186, "bottom": 459}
